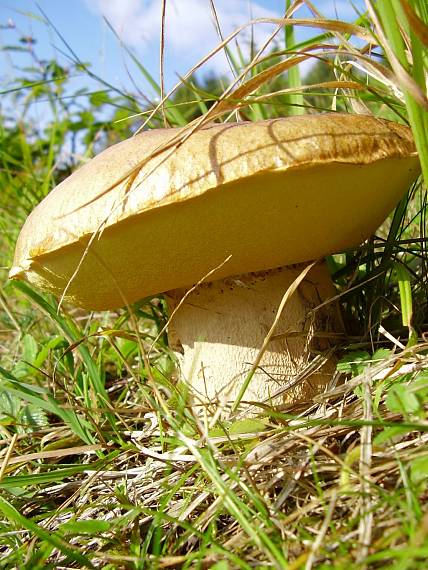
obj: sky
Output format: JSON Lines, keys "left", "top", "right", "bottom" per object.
{"left": 0, "top": 0, "right": 366, "bottom": 100}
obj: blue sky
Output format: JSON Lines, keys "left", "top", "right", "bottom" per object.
{"left": 1, "top": 0, "right": 366, "bottom": 98}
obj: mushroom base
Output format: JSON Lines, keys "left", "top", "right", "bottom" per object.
{"left": 166, "top": 262, "right": 340, "bottom": 410}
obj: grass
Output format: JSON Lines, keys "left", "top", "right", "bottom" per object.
{"left": 0, "top": 1, "right": 428, "bottom": 568}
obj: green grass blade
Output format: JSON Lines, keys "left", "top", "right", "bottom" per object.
{"left": 0, "top": 496, "right": 95, "bottom": 568}
{"left": 284, "top": 0, "right": 304, "bottom": 115}
{"left": 11, "top": 281, "right": 109, "bottom": 406}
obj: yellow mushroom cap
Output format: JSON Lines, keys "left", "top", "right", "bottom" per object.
{"left": 10, "top": 113, "right": 420, "bottom": 310}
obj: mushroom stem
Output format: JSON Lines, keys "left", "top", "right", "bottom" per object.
{"left": 166, "top": 262, "right": 340, "bottom": 408}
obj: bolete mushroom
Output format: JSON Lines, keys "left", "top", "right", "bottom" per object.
{"left": 9, "top": 114, "right": 420, "bottom": 406}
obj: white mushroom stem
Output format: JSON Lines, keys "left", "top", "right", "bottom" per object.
{"left": 166, "top": 262, "right": 340, "bottom": 408}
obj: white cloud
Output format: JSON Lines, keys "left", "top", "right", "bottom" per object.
{"left": 85, "top": 0, "right": 366, "bottom": 86}
{"left": 85, "top": 0, "right": 281, "bottom": 76}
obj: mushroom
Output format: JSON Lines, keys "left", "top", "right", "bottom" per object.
{"left": 9, "top": 114, "right": 420, "bottom": 407}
